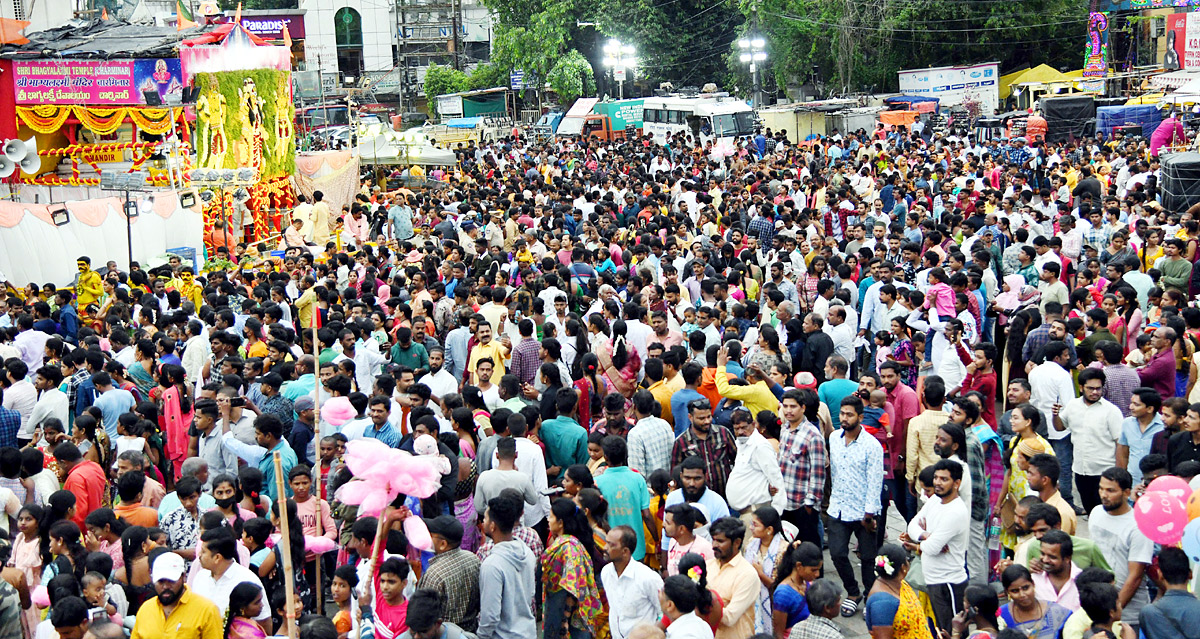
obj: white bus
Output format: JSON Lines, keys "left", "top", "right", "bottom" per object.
{"left": 641, "top": 95, "right": 756, "bottom": 145}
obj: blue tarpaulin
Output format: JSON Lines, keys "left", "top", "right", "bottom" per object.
{"left": 1096, "top": 105, "right": 1162, "bottom": 138}
{"left": 445, "top": 117, "right": 484, "bottom": 128}
{"left": 884, "top": 95, "right": 940, "bottom": 110}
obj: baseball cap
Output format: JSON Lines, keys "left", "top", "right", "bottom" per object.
{"left": 294, "top": 395, "right": 315, "bottom": 412}
{"left": 152, "top": 552, "right": 186, "bottom": 583}
{"left": 424, "top": 515, "right": 464, "bottom": 545}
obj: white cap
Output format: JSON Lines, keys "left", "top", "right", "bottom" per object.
{"left": 151, "top": 552, "right": 186, "bottom": 583}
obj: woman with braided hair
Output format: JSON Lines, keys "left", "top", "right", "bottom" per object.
{"left": 225, "top": 581, "right": 268, "bottom": 639}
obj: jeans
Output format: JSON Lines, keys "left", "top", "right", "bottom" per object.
{"left": 827, "top": 517, "right": 879, "bottom": 598}
{"left": 1049, "top": 435, "right": 1076, "bottom": 506}
{"left": 876, "top": 477, "right": 912, "bottom": 548}
{"left": 967, "top": 518, "right": 988, "bottom": 586}
{"left": 1076, "top": 473, "right": 1102, "bottom": 514}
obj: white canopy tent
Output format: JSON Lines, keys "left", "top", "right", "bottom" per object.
{"left": 1166, "top": 78, "right": 1200, "bottom": 105}
{"left": 355, "top": 125, "right": 458, "bottom": 166}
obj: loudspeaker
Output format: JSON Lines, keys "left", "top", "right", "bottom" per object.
{"left": 3, "top": 136, "right": 35, "bottom": 161}
{"left": 18, "top": 154, "right": 40, "bottom": 173}
{"left": 0, "top": 157, "right": 16, "bottom": 178}
{"left": 142, "top": 90, "right": 163, "bottom": 106}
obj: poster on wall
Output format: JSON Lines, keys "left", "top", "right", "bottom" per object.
{"left": 1166, "top": 12, "right": 1200, "bottom": 70}
{"left": 897, "top": 62, "right": 999, "bottom": 107}
{"left": 13, "top": 59, "right": 183, "bottom": 105}
{"left": 1083, "top": 12, "right": 1109, "bottom": 78}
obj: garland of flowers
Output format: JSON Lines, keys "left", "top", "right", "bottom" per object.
{"left": 16, "top": 106, "right": 183, "bottom": 136}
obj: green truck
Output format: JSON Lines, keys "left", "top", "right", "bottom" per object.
{"left": 593, "top": 98, "right": 644, "bottom": 131}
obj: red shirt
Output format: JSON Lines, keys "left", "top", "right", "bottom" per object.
{"left": 64, "top": 460, "right": 107, "bottom": 527}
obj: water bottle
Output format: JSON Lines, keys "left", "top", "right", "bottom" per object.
{"left": 987, "top": 515, "right": 1001, "bottom": 551}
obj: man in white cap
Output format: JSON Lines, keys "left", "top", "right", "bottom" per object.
{"left": 130, "top": 552, "right": 223, "bottom": 639}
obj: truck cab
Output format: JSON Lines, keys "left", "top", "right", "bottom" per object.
{"left": 557, "top": 114, "right": 633, "bottom": 141}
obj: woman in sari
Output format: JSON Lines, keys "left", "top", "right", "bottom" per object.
{"left": 999, "top": 404, "right": 1054, "bottom": 550}
{"left": 156, "top": 364, "right": 193, "bottom": 480}
{"left": 576, "top": 487, "right": 610, "bottom": 639}
{"left": 574, "top": 353, "right": 607, "bottom": 430}
{"left": 744, "top": 506, "right": 787, "bottom": 634}
{"left": 128, "top": 339, "right": 158, "bottom": 399}
{"left": 596, "top": 320, "right": 640, "bottom": 406}
{"left": 450, "top": 407, "right": 480, "bottom": 551}
{"left": 863, "top": 543, "right": 932, "bottom": 639}
{"left": 542, "top": 498, "right": 603, "bottom": 639}
{"left": 225, "top": 581, "right": 268, "bottom": 639}
{"left": 1115, "top": 286, "right": 1143, "bottom": 355}
{"left": 998, "top": 565, "right": 1071, "bottom": 639}
{"left": 744, "top": 325, "right": 790, "bottom": 374}
{"left": 889, "top": 318, "right": 918, "bottom": 388}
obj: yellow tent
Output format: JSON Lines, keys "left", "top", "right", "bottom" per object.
{"left": 1126, "top": 93, "right": 1165, "bottom": 105}
{"left": 999, "top": 64, "right": 1074, "bottom": 99}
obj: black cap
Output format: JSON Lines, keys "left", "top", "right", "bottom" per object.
{"left": 423, "top": 515, "right": 463, "bottom": 545}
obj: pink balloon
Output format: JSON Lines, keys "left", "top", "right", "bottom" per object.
{"left": 404, "top": 516, "right": 432, "bottom": 551}
{"left": 1135, "top": 490, "right": 1188, "bottom": 545}
{"left": 1149, "top": 475, "right": 1193, "bottom": 503}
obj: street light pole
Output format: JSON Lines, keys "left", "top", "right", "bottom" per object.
{"left": 602, "top": 38, "right": 636, "bottom": 100}
{"left": 739, "top": 36, "right": 767, "bottom": 107}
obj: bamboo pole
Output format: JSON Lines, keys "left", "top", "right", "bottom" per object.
{"left": 311, "top": 315, "right": 323, "bottom": 615}
{"left": 273, "top": 452, "right": 299, "bottom": 639}
{"left": 355, "top": 511, "right": 389, "bottom": 639}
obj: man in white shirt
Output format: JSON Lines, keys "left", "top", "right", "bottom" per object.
{"left": 1029, "top": 340, "right": 1077, "bottom": 469}
{"left": 190, "top": 527, "right": 272, "bottom": 632}
{"left": 724, "top": 411, "right": 784, "bottom": 513}
{"left": 824, "top": 305, "right": 855, "bottom": 365}
{"left": 2, "top": 360, "right": 36, "bottom": 443}
{"left": 27, "top": 365, "right": 67, "bottom": 445}
{"left": 601, "top": 526, "right": 663, "bottom": 639}
{"left": 491, "top": 413, "right": 549, "bottom": 529}
{"left": 1053, "top": 367, "right": 1122, "bottom": 515}
{"left": 417, "top": 347, "right": 458, "bottom": 402}
{"left": 900, "top": 458, "right": 969, "bottom": 634}
{"left": 11, "top": 317, "right": 49, "bottom": 377}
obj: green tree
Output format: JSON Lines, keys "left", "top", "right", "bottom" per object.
{"left": 424, "top": 64, "right": 470, "bottom": 116}
{"left": 467, "top": 63, "right": 510, "bottom": 91}
{"left": 547, "top": 50, "right": 597, "bottom": 103}
{"left": 737, "top": 0, "right": 1084, "bottom": 97}
{"left": 597, "top": 0, "right": 741, "bottom": 89}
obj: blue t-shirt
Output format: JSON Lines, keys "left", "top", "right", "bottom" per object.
{"left": 670, "top": 389, "right": 705, "bottom": 436}
{"left": 773, "top": 582, "right": 810, "bottom": 629}
{"left": 595, "top": 467, "right": 650, "bottom": 560}
{"left": 818, "top": 379, "right": 860, "bottom": 431}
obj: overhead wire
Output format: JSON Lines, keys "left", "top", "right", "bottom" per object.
{"left": 761, "top": 9, "right": 1090, "bottom": 32}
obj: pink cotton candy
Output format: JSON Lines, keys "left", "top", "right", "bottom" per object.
{"left": 321, "top": 397, "right": 357, "bottom": 427}
{"left": 404, "top": 516, "right": 432, "bottom": 551}
{"left": 31, "top": 585, "right": 48, "bottom": 608}
{"left": 305, "top": 536, "right": 338, "bottom": 555}
{"left": 335, "top": 445, "right": 443, "bottom": 517}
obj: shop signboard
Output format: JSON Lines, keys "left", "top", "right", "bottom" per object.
{"left": 897, "top": 62, "right": 999, "bottom": 108}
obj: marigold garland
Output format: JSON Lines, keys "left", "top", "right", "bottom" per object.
{"left": 16, "top": 106, "right": 184, "bottom": 136}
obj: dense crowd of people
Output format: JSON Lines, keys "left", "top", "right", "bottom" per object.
{"left": 1, "top": 121, "right": 1200, "bottom": 639}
